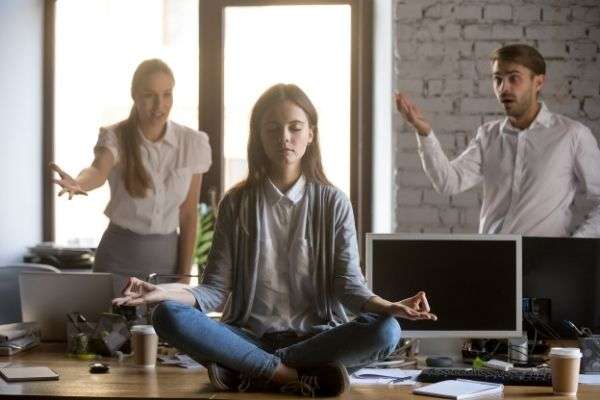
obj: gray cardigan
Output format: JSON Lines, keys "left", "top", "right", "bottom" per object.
{"left": 188, "top": 181, "right": 374, "bottom": 332}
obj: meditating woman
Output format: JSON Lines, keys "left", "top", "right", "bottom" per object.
{"left": 113, "top": 83, "right": 436, "bottom": 397}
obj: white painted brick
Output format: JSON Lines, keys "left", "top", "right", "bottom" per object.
{"left": 427, "top": 80, "right": 443, "bottom": 97}
{"left": 421, "top": 225, "right": 452, "bottom": 234}
{"left": 397, "top": 188, "right": 422, "bottom": 206}
{"left": 445, "top": 79, "right": 474, "bottom": 96}
{"left": 394, "top": 224, "right": 424, "bottom": 234}
{"left": 396, "top": 206, "right": 440, "bottom": 225}
{"left": 396, "top": 152, "right": 423, "bottom": 170}
{"left": 423, "top": 188, "right": 451, "bottom": 206}
{"left": 545, "top": 97, "right": 581, "bottom": 117}
{"left": 580, "top": 60, "right": 600, "bottom": 80}
{"left": 445, "top": 40, "right": 473, "bottom": 59}
{"left": 460, "top": 209, "right": 481, "bottom": 226}
{"left": 568, "top": 42, "right": 599, "bottom": 59}
{"left": 573, "top": 6, "right": 600, "bottom": 23}
{"left": 542, "top": 6, "right": 571, "bottom": 23}
{"left": 454, "top": 5, "right": 482, "bottom": 20}
{"left": 452, "top": 190, "right": 480, "bottom": 207}
{"left": 397, "top": 170, "right": 432, "bottom": 188}
{"left": 396, "top": 79, "right": 423, "bottom": 95}
{"left": 434, "top": 115, "right": 482, "bottom": 132}
{"left": 474, "top": 41, "right": 504, "bottom": 58}
{"left": 590, "top": 27, "right": 600, "bottom": 43}
{"left": 417, "top": 43, "right": 446, "bottom": 57}
{"left": 476, "top": 60, "right": 494, "bottom": 79}
{"left": 424, "top": 3, "right": 452, "bottom": 19}
{"left": 432, "top": 132, "right": 457, "bottom": 151}
{"left": 414, "top": 97, "right": 453, "bottom": 113}
{"left": 477, "top": 81, "right": 495, "bottom": 97}
{"left": 464, "top": 25, "right": 493, "bottom": 40}
{"left": 397, "top": 42, "right": 417, "bottom": 58}
{"left": 584, "top": 98, "right": 600, "bottom": 120}
{"left": 514, "top": 5, "right": 541, "bottom": 22}
{"left": 461, "top": 98, "right": 502, "bottom": 114}
{"left": 396, "top": 3, "right": 422, "bottom": 20}
{"left": 484, "top": 5, "right": 511, "bottom": 21}
{"left": 396, "top": 25, "right": 414, "bottom": 42}
{"left": 527, "top": 25, "right": 587, "bottom": 40}
{"left": 440, "top": 209, "right": 460, "bottom": 225}
{"left": 396, "top": 133, "right": 418, "bottom": 151}
{"left": 451, "top": 225, "right": 479, "bottom": 234}
{"left": 459, "top": 60, "right": 478, "bottom": 79}
{"left": 543, "top": 80, "right": 570, "bottom": 101}
{"left": 491, "top": 25, "right": 524, "bottom": 40}
{"left": 442, "top": 24, "right": 461, "bottom": 40}
{"left": 537, "top": 41, "right": 569, "bottom": 58}
{"left": 397, "top": 58, "right": 458, "bottom": 79}
{"left": 545, "top": 60, "right": 575, "bottom": 78}
{"left": 571, "top": 80, "right": 600, "bottom": 97}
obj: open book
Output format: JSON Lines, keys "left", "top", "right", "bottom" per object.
{"left": 413, "top": 379, "right": 503, "bottom": 399}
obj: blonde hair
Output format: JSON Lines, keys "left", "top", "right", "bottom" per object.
{"left": 117, "top": 59, "right": 174, "bottom": 198}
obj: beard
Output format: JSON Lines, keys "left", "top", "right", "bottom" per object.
{"left": 500, "top": 93, "right": 535, "bottom": 120}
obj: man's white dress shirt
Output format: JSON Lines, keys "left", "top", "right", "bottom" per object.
{"left": 417, "top": 102, "right": 600, "bottom": 237}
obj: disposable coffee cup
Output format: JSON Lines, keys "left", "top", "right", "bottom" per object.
{"left": 549, "top": 347, "right": 582, "bottom": 396}
{"left": 131, "top": 325, "right": 158, "bottom": 368}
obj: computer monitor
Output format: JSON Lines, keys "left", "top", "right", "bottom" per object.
{"left": 366, "top": 233, "right": 522, "bottom": 338}
{"left": 523, "top": 237, "right": 600, "bottom": 338}
{"left": 19, "top": 272, "right": 114, "bottom": 341}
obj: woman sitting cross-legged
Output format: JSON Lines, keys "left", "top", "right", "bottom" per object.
{"left": 113, "top": 83, "right": 437, "bottom": 397}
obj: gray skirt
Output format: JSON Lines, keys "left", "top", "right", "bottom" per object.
{"left": 94, "top": 223, "right": 178, "bottom": 295}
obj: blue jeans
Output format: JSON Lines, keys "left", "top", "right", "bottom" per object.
{"left": 152, "top": 300, "right": 401, "bottom": 380}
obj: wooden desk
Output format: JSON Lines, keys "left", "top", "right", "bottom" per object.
{"left": 1, "top": 344, "right": 600, "bottom": 399}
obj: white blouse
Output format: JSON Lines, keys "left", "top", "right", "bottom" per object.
{"left": 94, "top": 120, "right": 212, "bottom": 235}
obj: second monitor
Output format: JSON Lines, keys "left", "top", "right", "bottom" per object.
{"left": 366, "top": 234, "right": 522, "bottom": 338}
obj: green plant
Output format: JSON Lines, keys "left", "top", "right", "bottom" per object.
{"left": 194, "top": 202, "right": 215, "bottom": 275}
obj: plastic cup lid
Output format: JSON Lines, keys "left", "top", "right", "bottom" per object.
{"left": 130, "top": 325, "right": 156, "bottom": 335}
{"left": 549, "top": 347, "right": 582, "bottom": 358}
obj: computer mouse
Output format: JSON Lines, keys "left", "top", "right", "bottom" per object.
{"left": 89, "top": 362, "right": 110, "bottom": 374}
{"left": 425, "top": 356, "right": 453, "bottom": 367}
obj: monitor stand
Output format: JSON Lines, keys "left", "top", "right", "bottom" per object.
{"left": 416, "top": 338, "right": 466, "bottom": 365}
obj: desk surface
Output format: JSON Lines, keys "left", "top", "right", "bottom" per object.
{"left": 1, "top": 344, "right": 600, "bottom": 399}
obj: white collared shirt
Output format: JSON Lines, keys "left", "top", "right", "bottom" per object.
{"left": 246, "top": 175, "right": 322, "bottom": 336}
{"left": 95, "top": 120, "right": 211, "bottom": 234}
{"left": 417, "top": 102, "right": 600, "bottom": 237}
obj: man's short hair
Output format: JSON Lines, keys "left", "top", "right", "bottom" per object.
{"left": 490, "top": 44, "right": 546, "bottom": 76}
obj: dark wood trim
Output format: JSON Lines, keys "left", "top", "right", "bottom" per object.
{"left": 198, "top": 1, "right": 224, "bottom": 204}
{"left": 199, "top": 0, "right": 373, "bottom": 259}
{"left": 351, "top": 0, "right": 373, "bottom": 261}
{"left": 42, "top": 0, "right": 56, "bottom": 242}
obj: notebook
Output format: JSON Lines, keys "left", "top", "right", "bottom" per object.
{"left": 413, "top": 379, "right": 503, "bottom": 399}
{"left": 0, "top": 366, "right": 59, "bottom": 382}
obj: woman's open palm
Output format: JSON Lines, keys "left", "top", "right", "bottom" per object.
{"left": 50, "top": 162, "right": 87, "bottom": 199}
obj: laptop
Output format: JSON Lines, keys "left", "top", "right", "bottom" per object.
{"left": 19, "top": 272, "right": 114, "bottom": 341}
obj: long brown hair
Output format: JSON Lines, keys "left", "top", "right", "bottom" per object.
{"left": 239, "top": 83, "right": 331, "bottom": 190}
{"left": 117, "top": 59, "right": 174, "bottom": 198}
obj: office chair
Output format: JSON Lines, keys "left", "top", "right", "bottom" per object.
{"left": 0, "top": 263, "right": 60, "bottom": 325}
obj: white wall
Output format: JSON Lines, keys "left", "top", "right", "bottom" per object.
{"left": 0, "top": 0, "right": 44, "bottom": 264}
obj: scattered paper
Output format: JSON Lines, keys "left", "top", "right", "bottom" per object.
{"left": 350, "top": 368, "right": 421, "bottom": 386}
{"left": 579, "top": 374, "right": 600, "bottom": 385}
{"left": 157, "top": 354, "right": 205, "bottom": 369}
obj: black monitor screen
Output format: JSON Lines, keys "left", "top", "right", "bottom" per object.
{"left": 523, "top": 237, "right": 600, "bottom": 337}
{"left": 370, "top": 238, "right": 518, "bottom": 333}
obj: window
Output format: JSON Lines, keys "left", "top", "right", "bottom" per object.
{"left": 199, "top": 0, "right": 373, "bottom": 254}
{"left": 48, "top": 0, "right": 199, "bottom": 246}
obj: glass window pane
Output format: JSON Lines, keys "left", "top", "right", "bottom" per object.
{"left": 223, "top": 5, "right": 351, "bottom": 195}
{"left": 54, "top": 0, "right": 198, "bottom": 246}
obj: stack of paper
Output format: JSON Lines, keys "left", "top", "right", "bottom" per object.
{"left": 413, "top": 379, "right": 503, "bottom": 399}
{"left": 0, "top": 322, "right": 41, "bottom": 356}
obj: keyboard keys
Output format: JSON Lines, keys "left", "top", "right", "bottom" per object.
{"left": 417, "top": 368, "right": 552, "bottom": 386}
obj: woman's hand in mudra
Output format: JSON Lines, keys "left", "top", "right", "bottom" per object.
{"left": 112, "top": 277, "right": 167, "bottom": 306}
{"left": 389, "top": 291, "right": 437, "bottom": 321}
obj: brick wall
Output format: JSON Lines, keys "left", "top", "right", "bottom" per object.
{"left": 393, "top": 0, "right": 600, "bottom": 234}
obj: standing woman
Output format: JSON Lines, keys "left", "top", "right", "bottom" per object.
{"left": 114, "top": 84, "right": 435, "bottom": 397}
{"left": 51, "top": 59, "right": 211, "bottom": 291}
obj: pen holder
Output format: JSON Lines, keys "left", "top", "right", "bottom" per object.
{"left": 579, "top": 335, "right": 600, "bottom": 374}
{"left": 66, "top": 322, "right": 97, "bottom": 355}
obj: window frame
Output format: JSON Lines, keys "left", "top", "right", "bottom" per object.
{"left": 199, "top": 0, "right": 373, "bottom": 257}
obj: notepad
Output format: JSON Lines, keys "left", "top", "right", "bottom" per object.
{"left": 413, "top": 379, "right": 503, "bottom": 399}
{"left": 0, "top": 367, "right": 59, "bottom": 382}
